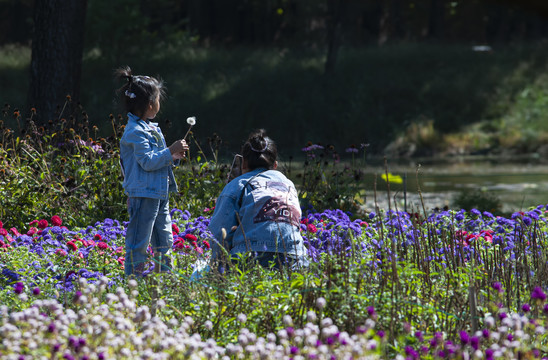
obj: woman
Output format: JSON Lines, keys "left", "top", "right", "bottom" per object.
{"left": 208, "top": 129, "right": 309, "bottom": 271}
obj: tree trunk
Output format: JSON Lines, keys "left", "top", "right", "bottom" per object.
{"left": 28, "top": 0, "right": 87, "bottom": 123}
{"left": 427, "top": 0, "right": 445, "bottom": 40}
{"left": 324, "top": 0, "right": 345, "bottom": 75}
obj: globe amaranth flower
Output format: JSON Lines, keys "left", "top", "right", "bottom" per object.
{"left": 316, "top": 297, "right": 326, "bottom": 310}
{"left": 531, "top": 286, "right": 547, "bottom": 301}
{"left": 522, "top": 303, "right": 531, "bottom": 313}
{"left": 492, "top": 282, "right": 503, "bottom": 293}
{"left": 13, "top": 282, "right": 24, "bottom": 294}
{"left": 33, "top": 287, "right": 41, "bottom": 296}
{"left": 459, "top": 330, "right": 470, "bottom": 344}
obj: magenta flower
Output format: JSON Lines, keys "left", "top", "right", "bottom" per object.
{"left": 13, "top": 282, "right": 24, "bottom": 294}
{"left": 531, "top": 286, "right": 547, "bottom": 301}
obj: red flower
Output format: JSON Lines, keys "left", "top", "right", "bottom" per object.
{"left": 37, "top": 219, "right": 48, "bottom": 229}
{"left": 29, "top": 220, "right": 38, "bottom": 226}
{"left": 203, "top": 240, "right": 210, "bottom": 249}
{"left": 94, "top": 234, "right": 102, "bottom": 241}
{"left": 0, "top": 228, "right": 7, "bottom": 236}
{"left": 9, "top": 228, "right": 20, "bottom": 237}
{"left": 172, "top": 223, "right": 180, "bottom": 235}
{"left": 97, "top": 242, "right": 109, "bottom": 250}
{"left": 360, "top": 221, "right": 368, "bottom": 227}
{"left": 174, "top": 241, "right": 186, "bottom": 250}
{"left": 0, "top": 221, "right": 3, "bottom": 228}
{"left": 184, "top": 234, "right": 197, "bottom": 242}
{"left": 55, "top": 249, "right": 67, "bottom": 257}
{"left": 67, "top": 241, "right": 78, "bottom": 251}
{"left": 27, "top": 227, "right": 38, "bottom": 236}
{"left": 191, "top": 241, "right": 198, "bottom": 248}
{"left": 301, "top": 218, "right": 309, "bottom": 225}
{"left": 51, "top": 215, "right": 62, "bottom": 226}
{"left": 307, "top": 223, "right": 317, "bottom": 234}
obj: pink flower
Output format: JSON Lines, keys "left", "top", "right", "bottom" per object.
{"left": 0, "top": 228, "right": 7, "bottom": 236}
{"left": 55, "top": 249, "right": 67, "bottom": 257}
{"left": 203, "top": 240, "right": 210, "bottom": 249}
{"left": 51, "top": 215, "right": 62, "bottom": 226}
{"left": 27, "top": 227, "right": 38, "bottom": 236}
{"left": 67, "top": 241, "right": 78, "bottom": 251}
{"left": 0, "top": 221, "right": 3, "bottom": 228}
{"left": 97, "top": 242, "right": 109, "bottom": 250}
{"left": 10, "top": 228, "right": 20, "bottom": 237}
{"left": 360, "top": 221, "right": 368, "bottom": 227}
{"left": 37, "top": 219, "right": 48, "bottom": 229}
{"left": 307, "top": 223, "right": 317, "bottom": 234}
{"left": 94, "top": 234, "right": 102, "bottom": 241}
{"left": 184, "top": 234, "right": 197, "bottom": 242}
{"left": 172, "top": 224, "right": 180, "bottom": 234}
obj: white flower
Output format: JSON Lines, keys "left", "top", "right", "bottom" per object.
{"left": 187, "top": 116, "right": 196, "bottom": 126}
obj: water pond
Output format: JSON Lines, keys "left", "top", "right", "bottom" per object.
{"left": 358, "top": 156, "right": 548, "bottom": 214}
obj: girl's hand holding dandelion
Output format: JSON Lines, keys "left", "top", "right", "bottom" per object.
{"left": 170, "top": 116, "right": 196, "bottom": 160}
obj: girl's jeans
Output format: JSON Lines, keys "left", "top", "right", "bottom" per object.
{"left": 124, "top": 197, "right": 173, "bottom": 276}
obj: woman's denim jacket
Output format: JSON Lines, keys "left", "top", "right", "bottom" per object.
{"left": 208, "top": 168, "right": 307, "bottom": 260}
{"left": 120, "top": 112, "right": 178, "bottom": 200}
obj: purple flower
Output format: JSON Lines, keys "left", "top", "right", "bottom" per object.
{"left": 470, "top": 209, "right": 481, "bottom": 217}
{"left": 459, "top": 330, "right": 470, "bottom": 344}
{"left": 522, "top": 303, "right": 531, "bottom": 313}
{"left": 470, "top": 336, "right": 480, "bottom": 350}
{"left": 531, "top": 287, "right": 547, "bottom": 301}
{"left": 492, "top": 282, "right": 503, "bottom": 293}
{"left": 13, "top": 282, "right": 24, "bottom": 294}
{"left": 32, "top": 287, "right": 40, "bottom": 296}
{"left": 290, "top": 346, "right": 299, "bottom": 355}
{"left": 48, "top": 323, "right": 56, "bottom": 333}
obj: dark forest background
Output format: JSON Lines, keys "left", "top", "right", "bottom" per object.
{"left": 3, "top": 0, "right": 548, "bottom": 158}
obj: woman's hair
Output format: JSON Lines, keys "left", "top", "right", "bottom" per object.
{"left": 114, "top": 66, "right": 166, "bottom": 118}
{"left": 242, "top": 129, "right": 277, "bottom": 170}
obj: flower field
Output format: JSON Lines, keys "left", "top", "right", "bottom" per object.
{"left": 2, "top": 205, "right": 548, "bottom": 359}
{"left": 3, "top": 110, "right": 548, "bottom": 359}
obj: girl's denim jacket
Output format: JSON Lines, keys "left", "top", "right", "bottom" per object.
{"left": 208, "top": 168, "right": 307, "bottom": 260}
{"left": 120, "top": 112, "right": 178, "bottom": 199}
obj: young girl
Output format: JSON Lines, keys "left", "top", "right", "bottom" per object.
{"left": 116, "top": 66, "right": 188, "bottom": 277}
{"left": 208, "top": 129, "right": 309, "bottom": 272}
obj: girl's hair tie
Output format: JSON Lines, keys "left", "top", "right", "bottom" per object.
{"left": 125, "top": 90, "right": 136, "bottom": 99}
{"left": 250, "top": 139, "right": 268, "bottom": 153}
